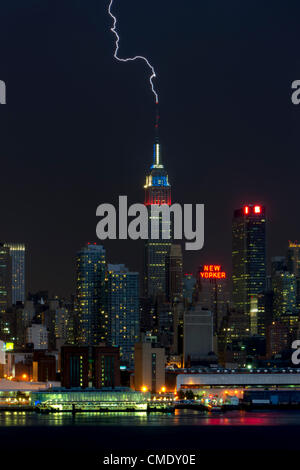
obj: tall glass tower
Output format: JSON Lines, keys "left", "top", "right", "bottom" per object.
{"left": 106, "top": 264, "right": 139, "bottom": 367}
{"left": 144, "top": 133, "right": 172, "bottom": 299}
{"left": 0, "top": 244, "right": 11, "bottom": 312}
{"left": 4, "top": 243, "right": 25, "bottom": 304}
{"left": 76, "top": 243, "right": 107, "bottom": 346}
{"left": 232, "top": 204, "right": 266, "bottom": 314}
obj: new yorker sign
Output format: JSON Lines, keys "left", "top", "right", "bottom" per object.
{"left": 199, "top": 265, "right": 226, "bottom": 279}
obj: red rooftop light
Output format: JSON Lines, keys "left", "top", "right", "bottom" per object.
{"left": 254, "top": 205, "right": 261, "bottom": 214}
{"left": 244, "top": 206, "right": 249, "bottom": 215}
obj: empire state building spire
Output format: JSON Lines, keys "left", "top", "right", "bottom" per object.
{"left": 144, "top": 108, "right": 171, "bottom": 206}
{"left": 152, "top": 106, "right": 163, "bottom": 169}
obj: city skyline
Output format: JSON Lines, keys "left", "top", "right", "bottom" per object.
{"left": 0, "top": 1, "right": 300, "bottom": 296}
{"left": 1, "top": 1, "right": 300, "bottom": 462}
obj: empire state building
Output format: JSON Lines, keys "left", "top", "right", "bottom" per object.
{"left": 144, "top": 130, "right": 172, "bottom": 299}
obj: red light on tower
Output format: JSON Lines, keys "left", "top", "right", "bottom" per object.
{"left": 254, "top": 205, "right": 261, "bottom": 214}
{"left": 244, "top": 206, "right": 249, "bottom": 215}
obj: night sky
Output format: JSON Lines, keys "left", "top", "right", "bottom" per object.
{"left": 0, "top": 0, "right": 300, "bottom": 297}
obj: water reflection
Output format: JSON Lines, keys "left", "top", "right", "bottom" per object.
{"left": 0, "top": 410, "right": 300, "bottom": 427}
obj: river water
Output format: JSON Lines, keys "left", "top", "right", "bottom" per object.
{"left": 1, "top": 410, "right": 299, "bottom": 466}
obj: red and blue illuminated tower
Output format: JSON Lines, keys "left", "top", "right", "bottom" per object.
{"left": 144, "top": 110, "right": 171, "bottom": 206}
{"left": 144, "top": 110, "right": 172, "bottom": 299}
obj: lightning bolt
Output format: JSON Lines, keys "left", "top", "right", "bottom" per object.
{"left": 108, "top": 0, "right": 159, "bottom": 104}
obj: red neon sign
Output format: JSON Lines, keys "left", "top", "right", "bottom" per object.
{"left": 244, "top": 205, "right": 262, "bottom": 215}
{"left": 199, "top": 265, "right": 226, "bottom": 279}
{"left": 254, "top": 205, "right": 261, "bottom": 214}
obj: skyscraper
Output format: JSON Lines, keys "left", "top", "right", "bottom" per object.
{"left": 165, "top": 244, "right": 183, "bottom": 303}
{"left": 287, "top": 241, "right": 300, "bottom": 311}
{"left": 272, "top": 271, "right": 297, "bottom": 318}
{"left": 287, "top": 241, "right": 300, "bottom": 276}
{"left": 183, "top": 273, "right": 196, "bottom": 306}
{"left": 144, "top": 133, "right": 172, "bottom": 299}
{"left": 198, "top": 264, "right": 229, "bottom": 332}
{"left": 4, "top": 243, "right": 25, "bottom": 304}
{"left": 0, "top": 244, "right": 11, "bottom": 312}
{"left": 232, "top": 204, "right": 266, "bottom": 314}
{"left": 76, "top": 243, "right": 107, "bottom": 346}
{"left": 183, "top": 303, "right": 214, "bottom": 367}
{"left": 107, "top": 264, "right": 139, "bottom": 367}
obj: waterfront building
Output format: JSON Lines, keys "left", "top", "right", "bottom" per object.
{"left": 92, "top": 345, "right": 120, "bottom": 389}
{"left": 61, "top": 345, "right": 89, "bottom": 389}
{"left": 134, "top": 341, "right": 165, "bottom": 393}
{"left": 176, "top": 371, "right": 300, "bottom": 393}
{"left": 32, "top": 351, "right": 56, "bottom": 382}
{"left": 31, "top": 388, "right": 150, "bottom": 412}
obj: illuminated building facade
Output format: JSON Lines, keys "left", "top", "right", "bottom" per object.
{"left": 144, "top": 140, "right": 172, "bottom": 299}
{"left": 266, "top": 321, "right": 290, "bottom": 358}
{"left": 287, "top": 241, "right": 300, "bottom": 311}
{"left": 139, "top": 297, "right": 156, "bottom": 333}
{"left": 107, "top": 264, "right": 139, "bottom": 367}
{"left": 232, "top": 204, "right": 266, "bottom": 315}
{"left": 61, "top": 345, "right": 89, "bottom": 388}
{"left": 165, "top": 244, "right": 183, "bottom": 303}
{"left": 272, "top": 271, "right": 297, "bottom": 318}
{"left": 134, "top": 341, "right": 165, "bottom": 393}
{"left": 218, "top": 310, "right": 250, "bottom": 366}
{"left": 31, "top": 388, "right": 150, "bottom": 411}
{"left": 198, "top": 265, "right": 229, "bottom": 332}
{"left": 4, "top": 243, "right": 25, "bottom": 304}
{"left": 26, "top": 324, "right": 48, "bottom": 349}
{"left": 0, "top": 244, "right": 11, "bottom": 312}
{"left": 76, "top": 244, "right": 107, "bottom": 346}
{"left": 287, "top": 241, "right": 300, "bottom": 276}
{"left": 93, "top": 345, "right": 120, "bottom": 389}
{"left": 157, "top": 301, "right": 173, "bottom": 352}
{"left": 256, "top": 290, "right": 273, "bottom": 337}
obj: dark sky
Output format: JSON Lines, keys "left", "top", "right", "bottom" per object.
{"left": 0, "top": 0, "right": 300, "bottom": 297}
